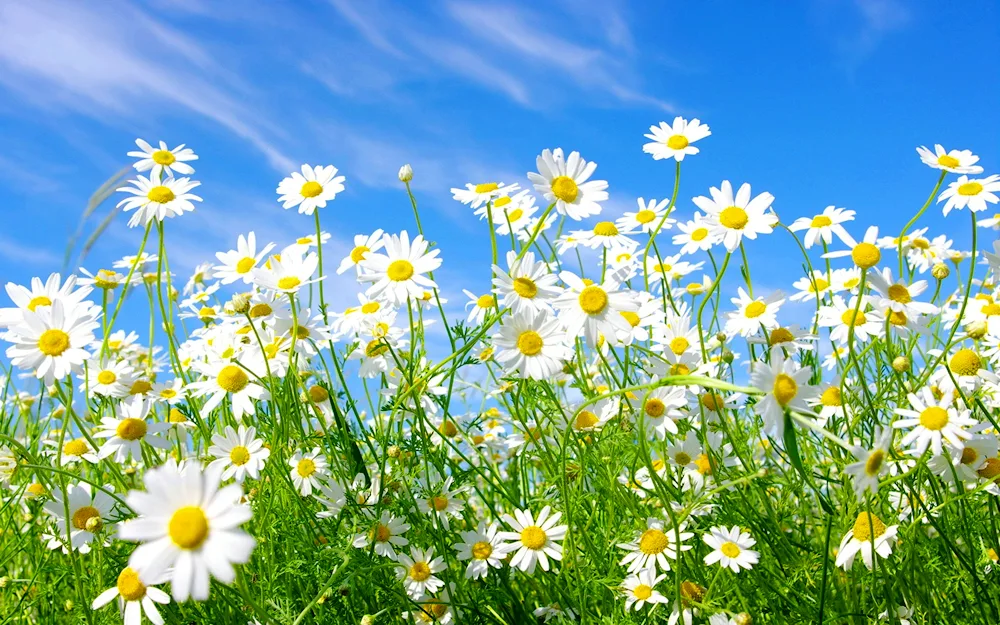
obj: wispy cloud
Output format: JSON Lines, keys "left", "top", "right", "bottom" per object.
{"left": 0, "top": 234, "right": 61, "bottom": 268}
{"left": 834, "top": 0, "right": 912, "bottom": 70}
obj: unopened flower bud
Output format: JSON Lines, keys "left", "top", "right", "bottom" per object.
{"left": 398, "top": 164, "right": 413, "bottom": 182}
{"left": 0, "top": 576, "right": 9, "bottom": 588}
{"left": 387, "top": 445, "right": 401, "bottom": 459}
{"left": 931, "top": 263, "right": 950, "bottom": 280}
{"left": 735, "top": 613, "right": 753, "bottom": 625}
{"left": 722, "top": 349, "right": 735, "bottom": 364}
{"left": 715, "top": 332, "right": 727, "bottom": 344}
{"left": 892, "top": 356, "right": 910, "bottom": 373}
{"left": 64, "top": 600, "right": 74, "bottom": 611}
{"left": 361, "top": 616, "right": 376, "bottom": 625}
{"left": 230, "top": 292, "right": 251, "bottom": 314}
{"left": 967, "top": 321, "right": 988, "bottom": 340}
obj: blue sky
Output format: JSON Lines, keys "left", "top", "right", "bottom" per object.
{"left": 0, "top": 0, "right": 998, "bottom": 328}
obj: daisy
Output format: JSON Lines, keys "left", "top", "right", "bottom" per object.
{"left": 1, "top": 273, "right": 95, "bottom": 328}
{"left": 338, "top": 229, "right": 385, "bottom": 275}
{"left": 618, "top": 517, "right": 693, "bottom": 574}
{"left": 672, "top": 215, "right": 717, "bottom": 255}
{"left": 916, "top": 144, "right": 983, "bottom": 175}
{"left": 694, "top": 181, "right": 778, "bottom": 252}
{"left": 315, "top": 479, "right": 347, "bottom": 519}
{"left": 528, "top": 148, "right": 608, "bottom": 220}
{"left": 500, "top": 506, "right": 568, "bottom": 574}
{"left": 451, "top": 182, "right": 518, "bottom": 208}
{"left": 616, "top": 292, "right": 660, "bottom": 345}
{"left": 79, "top": 267, "right": 125, "bottom": 291}
{"left": 749, "top": 351, "right": 818, "bottom": 438}
{"left": 251, "top": 245, "right": 321, "bottom": 294}
{"left": 702, "top": 525, "right": 759, "bottom": 572}
{"left": 643, "top": 117, "right": 711, "bottom": 161}
{"left": 639, "top": 385, "right": 687, "bottom": 440}
{"left": 462, "top": 289, "right": 496, "bottom": 325}
{"left": 187, "top": 360, "right": 269, "bottom": 421}
{"left": 208, "top": 425, "right": 269, "bottom": 483}
{"left": 116, "top": 175, "right": 201, "bottom": 228}
{"left": 128, "top": 138, "right": 197, "bottom": 178}
{"left": 835, "top": 512, "right": 898, "bottom": 570}
{"left": 396, "top": 547, "right": 446, "bottom": 599}
{"left": 724, "top": 288, "right": 784, "bottom": 338}
{"left": 787, "top": 206, "right": 855, "bottom": 248}
{"left": 43, "top": 483, "right": 115, "bottom": 552}
{"left": 867, "top": 268, "right": 937, "bottom": 317}
{"left": 823, "top": 225, "right": 882, "bottom": 270}
{"left": 570, "top": 397, "right": 619, "bottom": 432}
{"left": 938, "top": 174, "right": 1000, "bottom": 216}
{"left": 91, "top": 567, "right": 171, "bottom": 625}
{"left": 816, "top": 296, "right": 884, "bottom": 345}
{"left": 416, "top": 477, "right": 465, "bottom": 530}
{"left": 617, "top": 198, "right": 673, "bottom": 234}
{"left": 490, "top": 192, "right": 538, "bottom": 236}
{"left": 570, "top": 221, "right": 636, "bottom": 249}
{"left": 5, "top": 300, "right": 99, "bottom": 383}
{"left": 94, "top": 398, "right": 171, "bottom": 462}
{"left": 353, "top": 511, "right": 410, "bottom": 560}
{"left": 358, "top": 232, "right": 442, "bottom": 306}
{"left": 492, "top": 311, "right": 571, "bottom": 380}
{"left": 214, "top": 233, "right": 276, "bottom": 285}
{"left": 893, "top": 388, "right": 976, "bottom": 456}
{"left": 84, "top": 356, "right": 136, "bottom": 398}
{"left": 276, "top": 164, "right": 345, "bottom": 215}
{"left": 554, "top": 270, "right": 637, "bottom": 347}
{"left": 53, "top": 437, "right": 99, "bottom": 466}
{"left": 118, "top": 460, "right": 255, "bottom": 601}
{"left": 621, "top": 569, "right": 668, "bottom": 612}
{"left": 491, "top": 250, "right": 561, "bottom": 316}
{"left": 289, "top": 448, "right": 327, "bottom": 496}
{"left": 753, "top": 325, "right": 817, "bottom": 352}
{"left": 453, "top": 521, "right": 510, "bottom": 580}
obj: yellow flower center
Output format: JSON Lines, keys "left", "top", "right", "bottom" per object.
{"left": 513, "top": 277, "right": 537, "bottom": 298}
{"left": 574, "top": 410, "right": 599, "bottom": 430}
{"left": 919, "top": 406, "right": 949, "bottom": 431}
{"left": 146, "top": 185, "right": 175, "bottom": 204}
{"left": 983, "top": 303, "right": 1000, "bottom": 317}
{"left": 438, "top": 420, "right": 459, "bottom": 438}
{"left": 690, "top": 227, "right": 709, "bottom": 241}
{"left": 516, "top": 330, "right": 544, "bottom": 356}
{"left": 475, "top": 182, "right": 499, "bottom": 194}
{"left": 199, "top": 306, "right": 216, "bottom": 320}
{"left": 811, "top": 215, "right": 832, "bottom": 228}
{"left": 720, "top": 541, "right": 741, "bottom": 558}
{"left": 169, "top": 506, "right": 209, "bottom": 549}
{"left": 27, "top": 482, "right": 45, "bottom": 497}
{"left": 236, "top": 257, "right": 255, "bottom": 274}
{"left": 350, "top": 245, "right": 370, "bottom": 263}
{"left": 851, "top": 243, "right": 881, "bottom": 268}
{"left": 129, "top": 380, "right": 152, "bottom": 395}
{"left": 428, "top": 496, "right": 449, "bottom": 511}
{"left": 277, "top": 276, "right": 301, "bottom": 290}
{"left": 578, "top": 285, "right": 608, "bottom": 315}
{"left": 116, "top": 418, "right": 147, "bottom": 441}
{"left": 477, "top": 294, "right": 495, "bottom": 309}
{"left": 71, "top": 505, "right": 100, "bottom": 531}
{"left": 949, "top": 349, "right": 981, "bottom": 376}
{"left": 808, "top": 278, "right": 829, "bottom": 293}
{"left": 865, "top": 450, "right": 885, "bottom": 476}
{"left": 912, "top": 237, "right": 930, "bottom": 250}
{"left": 507, "top": 208, "right": 524, "bottom": 221}
{"left": 644, "top": 398, "right": 666, "bottom": 418}
{"left": 887, "top": 284, "right": 911, "bottom": 303}
{"left": 820, "top": 387, "right": 842, "bottom": 407}
{"left": 669, "top": 336, "right": 690, "bottom": 355}
{"left": 249, "top": 303, "right": 273, "bottom": 318}
{"left": 635, "top": 209, "right": 657, "bottom": 224}
{"left": 593, "top": 221, "right": 619, "bottom": 237}
{"left": 27, "top": 296, "right": 52, "bottom": 311}
{"left": 852, "top": 512, "right": 886, "bottom": 542}
{"left": 229, "top": 445, "right": 250, "bottom": 466}
{"left": 671, "top": 363, "right": 691, "bottom": 376}
{"left": 116, "top": 567, "right": 147, "bottom": 601}
{"left": 300, "top": 181, "right": 323, "bottom": 198}
{"left": 960, "top": 446, "right": 979, "bottom": 466}
{"left": 666, "top": 134, "right": 689, "bottom": 149}
{"left": 719, "top": 206, "right": 749, "bottom": 230}
{"left": 745, "top": 301, "right": 767, "bottom": 318}
{"left": 701, "top": 392, "right": 722, "bottom": 412}
{"left": 494, "top": 196, "right": 512, "bottom": 208}
{"left": 937, "top": 154, "right": 960, "bottom": 169}
{"left": 769, "top": 327, "right": 794, "bottom": 345}
{"left": 97, "top": 370, "right": 117, "bottom": 385}
{"left": 409, "top": 561, "right": 432, "bottom": 582}
{"left": 472, "top": 541, "right": 493, "bottom": 560}
{"left": 958, "top": 182, "right": 983, "bottom": 196}
{"left": 520, "top": 525, "right": 547, "bottom": 550}
{"left": 772, "top": 373, "right": 797, "bottom": 406}
{"left": 888, "top": 310, "right": 907, "bottom": 326}
{"left": 37, "top": 329, "right": 70, "bottom": 356}
{"left": 365, "top": 339, "right": 388, "bottom": 358}
{"left": 977, "top": 457, "right": 1000, "bottom": 480}
{"left": 169, "top": 409, "right": 187, "bottom": 423}
{"left": 840, "top": 309, "right": 867, "bottom": 327}
{"left": 550, "top": 176, "right": 579, "bottom": 203}
{"left": 633, "top": 584, "right": 653, "bottom": 600}
{"left": 217, "top": 365, "right": 249, "bottom": 393}
{"left": 639, "top": 528, "right": 669, "bottom": 555}
{"left": 695, "top": 453, "right": 712, "bottom": 474}
{"left": 387, "top": 260, "right": 415, "bottom": 282}
{"left": 674, "top": 451, "right": 692, "bottom": 465}
{"left": 297, "top": 458, "right": 317, "bottom": 478}
{"left": 63, "top": 438, "right": 89, "bottom": 456}
{"left": 370, "top": 523, "right": 391, "bottom": 543}
{"left": 308, "top": 385, "right": 329, "bottom": 404}
{"left": 620, "top": 311, "right": 640, "bottom": 327}
{"left": 95, "top": 270, "right": 120, "bottom": 289}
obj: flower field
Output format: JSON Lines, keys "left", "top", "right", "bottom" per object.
{"left": 2, "top": 124, "right": 1000, "bottom": 624}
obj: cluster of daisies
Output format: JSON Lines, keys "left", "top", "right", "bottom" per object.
{"left": 1, "top": 121, "right": 999, "bottom": 625}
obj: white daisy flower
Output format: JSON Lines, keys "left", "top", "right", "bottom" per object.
{"left": 288, "top": 448, "right": 328, "bottom": 496}
{"left": 724, "top": 288, "right": 784, "bottom": 338}
{"left": 352, "top": 511, "right": 410, "bottom": 560}
{"left": 528, "top": 148, "right": 608, "bottom": 221}
{"left": 702, "top": 525, "right": 759, "bottom": 572}
{"left": 276, "top": 164, "right": 346, "bottom": 215}
{"left": 492, "top": 311, "right": 572, "bottom": 380}
{"left": 214, "top": 232, "right": 276, "bottom": 285}
{"left": 0, "top": 273, "right": 96, "bottom": 329}
{"left": 453, "top": 521, "right": 510, "bottom": 580}
{"left": 128, "top": 138, "right": 198, "bottom": 178}
{"left": 618, "top": 517, "right": 693, "bottom": 574}
{"left": 638, "top": 385, "right": 687, "bottom": 440}
{"left": 617, "top": 197, "right": 673, "bottom": 234}
{"left": 451, "top": 182, "right": 518, "bottom": 208}
{"left": 938, "top": 174, "right": 1000, "bottom": 216}
{"left": 5, "top": 300, "right": 99, "bottom": 384}
{"left": 621, "top": 568, "right": 668, "bottom": 611}
{"left": 694, "top": 181, "right": 777, "bottom": 252}
{"left": 570, "top": 221, "right": 635, "bottom": 249}
{"left": 867, "top": 268, "right": 937, "bottom": 318}
{"left": 554, "top": 269, "right": 637, "bottom": 347}
{"left": 337, "top": 229, "right": 385, "bottom": 275}
{"left": 118, "top": 460, "right": 255, "bottom": 602}
{"left": 835, "top": 512, "right": 898, "bottom": 570}
{"left": 84, "top": 357, "right": 136, "bottom": 398}
{"left": 916, "top": 144, "right": 983, "bottom": 175}
{"left": 643, "top": 117, "right": 711, "bottom": 161}
{"left": 208, "top": 425, "right": 269, "bottom": 483}
{"left": 187, "top": 359, "right": 269, "bottom": 421}
{"left": 43, "top": 483, "right": 115, "bottom": 552}
{"left": 116, "top": 175, "right": 201, "bottom": 228}
{"left": 570, "top": 397, "right": 619, "bottom": 432}
{"left": 672, "top": 215, "right": 717, "bottom": 255}
{"left": 892, "top": 388, "right": 976, "bottom": 456}
{"left": 491, "top": 250, "right": 562, "bottom": 317}
{"left": 462, "top": 289, "right": 496, "bottom": 325}
{"left": 844, "top": 428, "right": 893, "bottom": 501}
{"left": 787, "top": 206, "right": 855, "bottom": 248}
{"left": 749, "top": 351, "right": 818, "bottom": 438}
{"left": 315, "top": 479, "right": 347, "bottom": 520}
{"left": 790, "top": 271, "right": 832, "bottom": 302}
{"left": 396, "top": 547, "right": 446, "bottom": 599}
{"left": 251, "top": 244, "right": 321, "bottom": 294}
{"left": 816, "top": 296, "right": 884, "bottom": 345}
{"left": 94, "top": 398, "right": 171, "bottom": 462}
{"left": 500, "top": 505, "right": 568, "bottom": 574}
{"left": 822, "top": 225, "right": 883, "bottom": 270}
{"left": 91, "top": 566, "right": 171, "bottom": 625}
{"left": 52, "top": 436, "right": 100, "bottom": 466}
{"left": 358, "top": 231, "right": 442, "bottom": 306}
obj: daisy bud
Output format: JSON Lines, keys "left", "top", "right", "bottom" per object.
{"left": 680, "top": 580, "right": 706, "bottom": 604}
{"left": 715, "top": 331, "right": 727, "bottom": 343}
{"left": 891, "top": 356, "right": 910, "bottom": 373}
{"left": 735, "top": 614, "right": 753, "bottom": 625}
{"left": 0, "top": 577, "right": 9, "bottom": 588}
{"left": 931, "top": 263, "right": 950, "bottom": 280}
{"left": 722, "top": 349, "right": 735, "bottom": 364}
{"left": 64, "top": 600, "right": 73, "bottom": 611}
{"left": 387, "top": 445, "right": 401, "bottom": 458}
{"left": 230, "top": 292, "right": 251, "bottom": 314}
{"left": 967, "top": 321, "right": 988, "bottom": 340}
{"left": 398, "top": 164, "right": 413, "bottom": 182}
{"left": 361, "top": 616, "right": 376, "bottom": 625}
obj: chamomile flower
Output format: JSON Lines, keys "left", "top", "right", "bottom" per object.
{"left": 353, "top": 511, "right": 410, "bottom": 560}
{"left": 359, "top": 232, "right": 442, "bottom": 306}
{"left": 128, "top": 138, "right": 197, "bottom": 177}
{"left": 749, "top": 351, "right": 817, "bottom": 438}
{"left": 116, "top": 175, "right": 201, "bottom": 228}
{"left": 823, "top": 225, "right": 882, "bottom": 270}
{"left": 94, "top": 398, "right": 171, "bottom": 462}
{"left": 214, "top": 233, "right": 275, "bottom": 285}
{"left": 417, "top": 477, "right": 465, "bottom": 530}
{"left": 845, "top": 428, "right": 893, "bottom": 501}
{"left": 528, "top": 148, "right": 608, "bottom": 220}
{"left": 43, "top": 483, "right": 115, "bottom": 552}
{"left": 500, "top": 506, "right": 568, "bottom": 574}
{"left": 643, "top": 117, "right": 711, "bottom": 161}
{"left": 84, "top": 357, "right": 136, "bottom": 398}
{"left": 454, "top": 521, "right": 509, "bottom": 580}
{"left": 618, "top": 517, "right": 692, "bottom": 574}
{"left": 554, "top": 270, "right": 637, "bottom": 347}
{"left": 315, "top": 479, "right": 347, "bottom": 519}
{"left": 5, "top": 300, "right": 99, "bottom": 383}
{"left": 694, "top": 181, "right": 778, "bottom": 252}
{"left": 938, "top": 174, "right": 1000, "bottom": 216}
{"left": 251, "top": 245, "right": 320, "bottom": 294}
{"left": 893, "top": 388, "right": 976, "bottom": 456}
{"left": 396, "top": 547, "right": 446, "bottom": 599}
{"left": 91, "top": 567, "right": 170, "bottom": 625}
{"left": 638, "top": 385, "right": 687, "bottom": 440}
{"left": 492, "top": 251, "right": 561, "bottom": 316}
{"left": 724, "top": 288, "right": 784, "bottom": 338}
{"left": 462, "top": 289, "right": 496, "bottom": 325}
{"left": 817, "top": 296, "right": 884, "bottom": 345}
{"left": 1, "top": 272, "right": 95, "bottom": 328}
{"left": 753, "top": 325, "right": 817, "bottom": 351}
{"left": 867, "top": 268, "right": 937, "bottom": 317}
{"left": 338, "top": 229, "right": 385, "bottom": 275}
{"left": 571, "top": 221, "right": 636, "bottom": 249}
{"left": 53, "top": 436, "right": 99, "bottom": 466}
{"left": 916, "top": 144, "right": 983, "bottom": 175}
{"left": 493, "top": 311, "right": 572, "bottom": 380}
{"left": 451, "top": 182, "right": 518, "bottom": 208}
{"left": 621, "top": 569, "right": 668, "bottom": 611}
{"left": 835, "top": 512, "right": 898, "bottom": 570}
{"left": 672, "top": 215, "right": 717, "bottom": 255}
{"left": 289, "top": 448, "right": 327, "bottom": 496}
{"left": 208, "top": 425, "right": 269, "bottom": 483}
{"left": 702, "top": 525, "right": 759, "bottom": 572}
{"left": 787, "top": 206, "right": 855, "bottom": 248}
{"left": 276, "top": 165, "right": 345, "bottom": 215}
{"left": 187, "top": 359, "right": 269, "bottom": 421}
{"left": 570, "top": 397, "right": 619, "bottom": 432}
{"left": 119, "top": 460, "right": 255, "bottom": 602}
{"left": 617, "top": 198, "right": 673, "bottom": 234}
